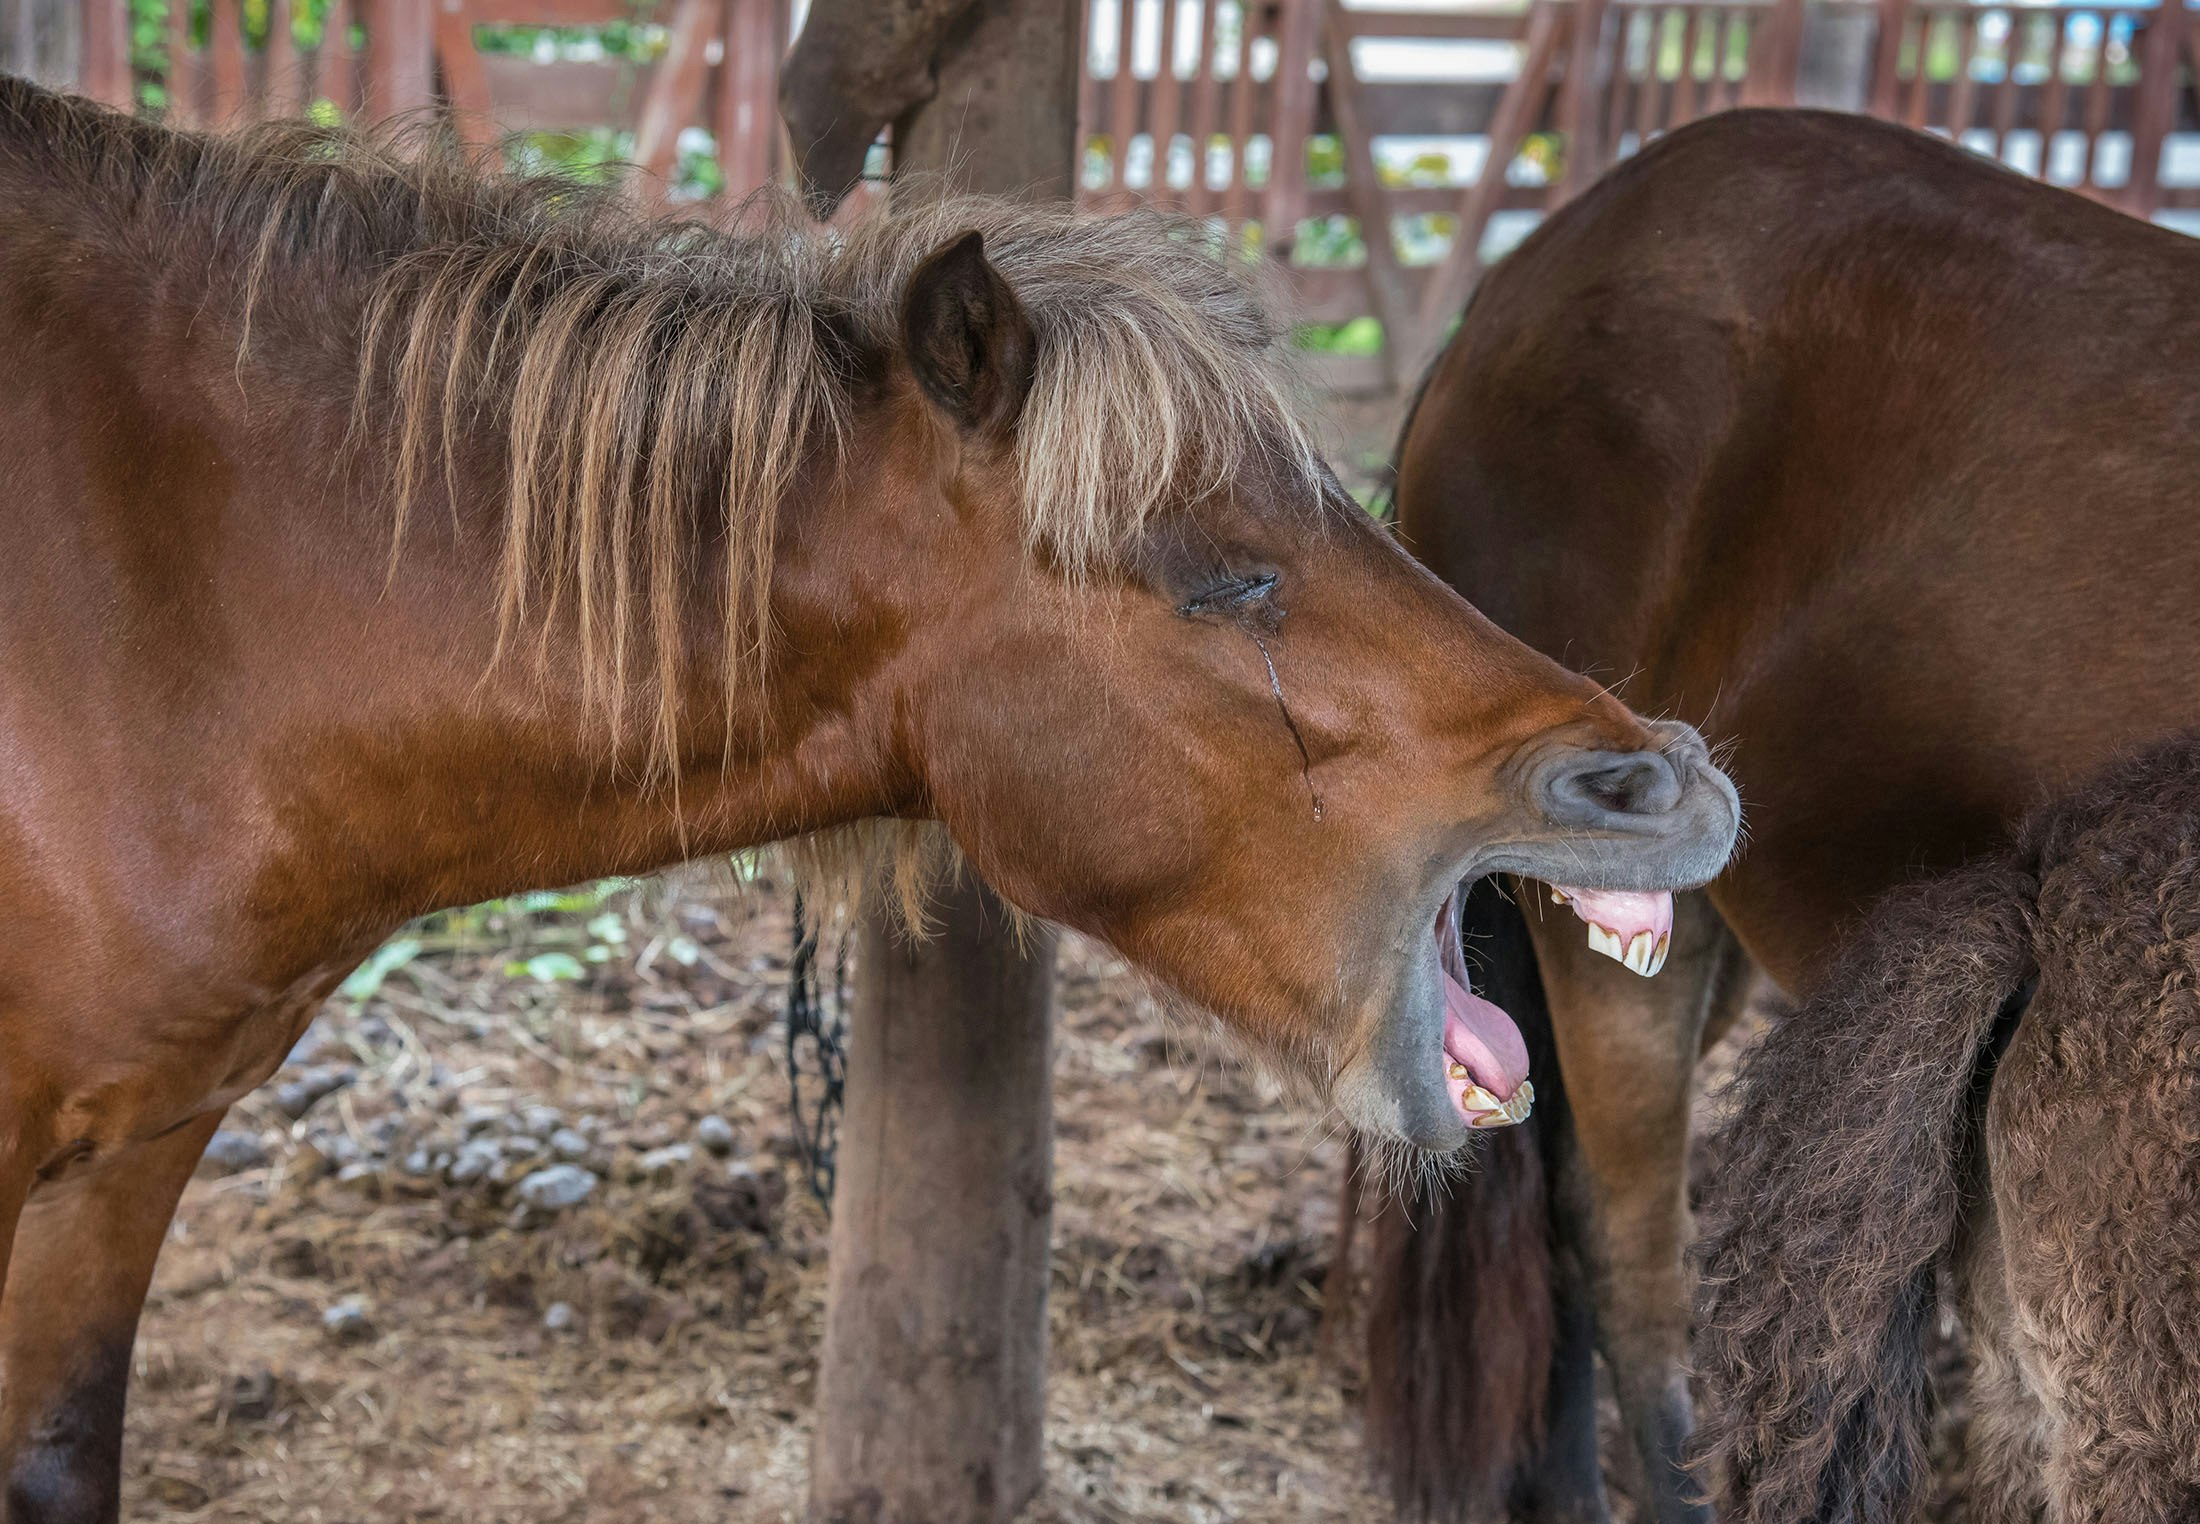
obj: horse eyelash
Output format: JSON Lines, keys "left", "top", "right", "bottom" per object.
{"left": 1177, "top": 572, "right": 1279, "bottom": 618}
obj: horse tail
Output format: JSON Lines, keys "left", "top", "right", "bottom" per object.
{"left": 1691, "top": 856, "right": 2038, "bottom": 1524}
{"left": 1361, "top": 875, "right": 1559, "bottom": 1520}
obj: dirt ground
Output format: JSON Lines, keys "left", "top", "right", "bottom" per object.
{"left": 122, "top": 867, "right": 1390, "bottom": 1523}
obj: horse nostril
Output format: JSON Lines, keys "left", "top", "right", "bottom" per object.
{"left": 1542, "top": 749, "right": 1684, "bottom": 824}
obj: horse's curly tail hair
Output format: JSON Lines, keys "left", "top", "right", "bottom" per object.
{"left": 1690, "top": 857, "right": 2039, "bottom": 1522}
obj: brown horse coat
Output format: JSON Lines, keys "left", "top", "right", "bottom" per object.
{"left": 1375, "top": 108, "right": 2200, "bottom": 1522}
{"left": 0, "top": 77, "right": 1737, "bottom": 1519}
{"left": 1697, "top": 731, "right": 2200, "bottom": 1524}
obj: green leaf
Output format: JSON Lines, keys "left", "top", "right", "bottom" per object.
{"left": 508, "top": 952, "right": 589, "bottom": 982}
{"left": 340, "top": 937, "right": 421, "bottom": 1001}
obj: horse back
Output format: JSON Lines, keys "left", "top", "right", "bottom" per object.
{"left": 1399, "top": 109, "right": 2200, "bottom": 982}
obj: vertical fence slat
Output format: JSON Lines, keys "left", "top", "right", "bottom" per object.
{"left": 436, "top": 0, "right": 496, "bottom": 146}
{"left": 167, "top": 0, "right": 195, "bottom": 123}
{"left": 366, "top": 0, "right": 434, "bottom": 118}
{"left": 1714, "top": 7, "right": 1742, "bottom": 111}
{"left": 1184, "top": 0, "right": 1224, "bottom": 214}
{"left": 209, "top": 0, "right": 247, "bottom": 120}
{"left": 1991, "top": 8, "right": 2026, "bottom": 158}
{"left": 717, "top": 0, "right": 781, "bottom": 195}
{"left": 633, "top": 0, "right": 716, "bottom": 194}
{"left": 1265, "top": 0, "right": 1319, "bottom": 250}
{"left": 2038, "top": 11, "right": 2074, "bottom": 177}
{"left": 81, "top": 0, "right": 133, "bottom": 106}
{"left": 2080, "top": 14, "right": 2114, "bottom": 187}
{"left": 1603, "top": 6, "right": 1635, "bottom": 157}
{"left": 1902, "top": 11, "right": 1931, "bottom": 126}
{"left": 1146, "top": 0, "right": 1184, "bottom": 199}
{"left": 1670, "top": 4, "right": 1702, "bottom": 125}
{"left": 266, "top": 0, "right": 303, "bottom": 114}
{"left": 1633, "top": 8, "right": 1663, "bottom": 140}
{"left": 1321, "top": 3, "right": 1410, "bottom": 386}
{"left": 2129, "top": 0, "right": 2185, "bottom": 213}
{"left": 1868, "top": 0, "right": 1910, "bottom": 114}
{"left": 1556, "top": 0, "right": 1607, "bottom": 192}
{"left": 1221, "top": 0, "right": 1265, "bottom": 228}
{"left": 1106, "top": 0, "right": 1140, "bottom": 198}
{"left": 1945, "top": 8, "right": 1979, "bottom": 134}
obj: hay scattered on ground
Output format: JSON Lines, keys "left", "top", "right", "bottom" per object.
{"left": 126, "top": 865, "right": 1382, "bottom": 1523}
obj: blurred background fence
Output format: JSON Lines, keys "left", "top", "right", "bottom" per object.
{"left": 13, "top": 0, "right": 2200, "bottom": 390}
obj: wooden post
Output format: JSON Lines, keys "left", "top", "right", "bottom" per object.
{"left": 807, "top": 0, "right": 1077, "bottom": 1518}
{"left": 811, "top": 878, "right": 1059, "bottom": 1523}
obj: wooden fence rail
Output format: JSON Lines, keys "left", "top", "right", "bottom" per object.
{"left": 56, "top": 0, "right": 2200, "bottom": 390}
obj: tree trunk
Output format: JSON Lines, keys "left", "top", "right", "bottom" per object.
{"left": 807, "top": 7, "right": 1078, "bottom": 1520}
{"left": 810, "top": 877, "right": 1059, "bottom": 1523}
{"left": 0, "top": 0, "right": 81, "bottom": 91}
{"left": 889, "top": 0, "right": 1083, "bottom": 202}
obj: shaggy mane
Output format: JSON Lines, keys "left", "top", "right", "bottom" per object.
{"left": 0, "top": 75, "right": 1322, "bottom": 773}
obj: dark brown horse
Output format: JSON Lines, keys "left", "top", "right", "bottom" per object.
{"left": 0, "top": 78, "right": 1737, "bottom": 1520}
{"left": 1697, "top": 731, "right": 2200, "bottom": 1524}
{"left": 1368, "top": 108, "right": 2200, "bottom": 1522}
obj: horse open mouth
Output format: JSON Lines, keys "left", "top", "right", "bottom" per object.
{"left": 1433, "top": 882, "right": 1677, "bottom": 1130}
{"left": 1435, "top": 891, "right": 1535, "bottom": 1128}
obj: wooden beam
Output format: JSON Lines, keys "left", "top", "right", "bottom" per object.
{"left": 1407, "top": 0, "right": 1563, "bottom": 365}
{"left": 1320, "top": 2, "right": 1410, "bottom": 388}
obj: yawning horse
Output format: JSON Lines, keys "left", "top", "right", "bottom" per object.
{"left": 0, "top": 76, "right": 1737, "bottom": 1520}
{"left": 1367, "top": 108, "right": 2200, "bottom": 1522}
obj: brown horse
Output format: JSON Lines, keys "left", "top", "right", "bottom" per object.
{"left": 0, "top": 77, "right": 1737, "bottom": 1520}
{"left": 1366, "top": 108, "right": 2200, "bottom": 1522}
{"left": 1697, "top": 731, "right": 2200, "bottom": 1524}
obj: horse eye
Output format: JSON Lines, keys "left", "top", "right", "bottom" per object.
{"left": 1178, "top": 572, "right": 1279, "bottom": 618}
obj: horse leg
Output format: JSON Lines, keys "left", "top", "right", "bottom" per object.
{"left": 1521, "top": 889, "right": 1747, "bottom": 1524}
{"left": 0, "top": 1111, "right": 223, "bottom": 1524}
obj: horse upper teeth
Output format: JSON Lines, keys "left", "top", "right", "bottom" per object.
{"left": 1550, "top": 888, "right": 1569, "bottom": 905}
{"left": 1623, "top": 930, "right": 1658, "bottom": 975}
{"left": 1447, "top": 1061, "right": 1468, "bottom": 1080}
{"left": 1587, "top": 923, "right": 1625, "bottom": 963}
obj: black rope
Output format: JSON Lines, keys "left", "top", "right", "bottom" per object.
{"left": 785, "top": 890, "right": 851, "bottom": 1212}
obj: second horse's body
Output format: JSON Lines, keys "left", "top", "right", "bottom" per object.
{"left": 1373, "top": 108, "right": 2200, "bottom": 1522}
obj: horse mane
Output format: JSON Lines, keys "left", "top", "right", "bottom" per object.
{"left": 0, "top": 75, "right": 1322, "bottom": 770}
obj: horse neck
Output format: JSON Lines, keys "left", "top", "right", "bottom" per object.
{"left": 69, "top": 310, "right": 915, "bottom": 956}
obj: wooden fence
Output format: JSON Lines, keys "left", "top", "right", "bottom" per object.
{"left": 55, "top": 0, "right": 2200, "bottom": 390}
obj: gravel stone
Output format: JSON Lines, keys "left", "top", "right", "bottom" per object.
{"left": 200, "top": 1130, "right": 269, "bottom": 1175}
{"left": 515, "top": 1165, "right": 599, "bottom": 1212}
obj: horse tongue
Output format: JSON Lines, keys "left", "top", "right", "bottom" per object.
{"left": 1549, "top": 887, "right": 1675, "bottom": 977}
{"left": 1443, "top": 972, "right": 1532, "bottom": 1102}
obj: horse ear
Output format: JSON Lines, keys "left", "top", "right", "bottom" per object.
{"left": 900, "top": 230, "right": 1037, "bottom": 437}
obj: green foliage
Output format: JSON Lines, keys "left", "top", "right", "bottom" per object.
{"left": 1293, "top": 316, "right": 1382, "bottom": 356}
